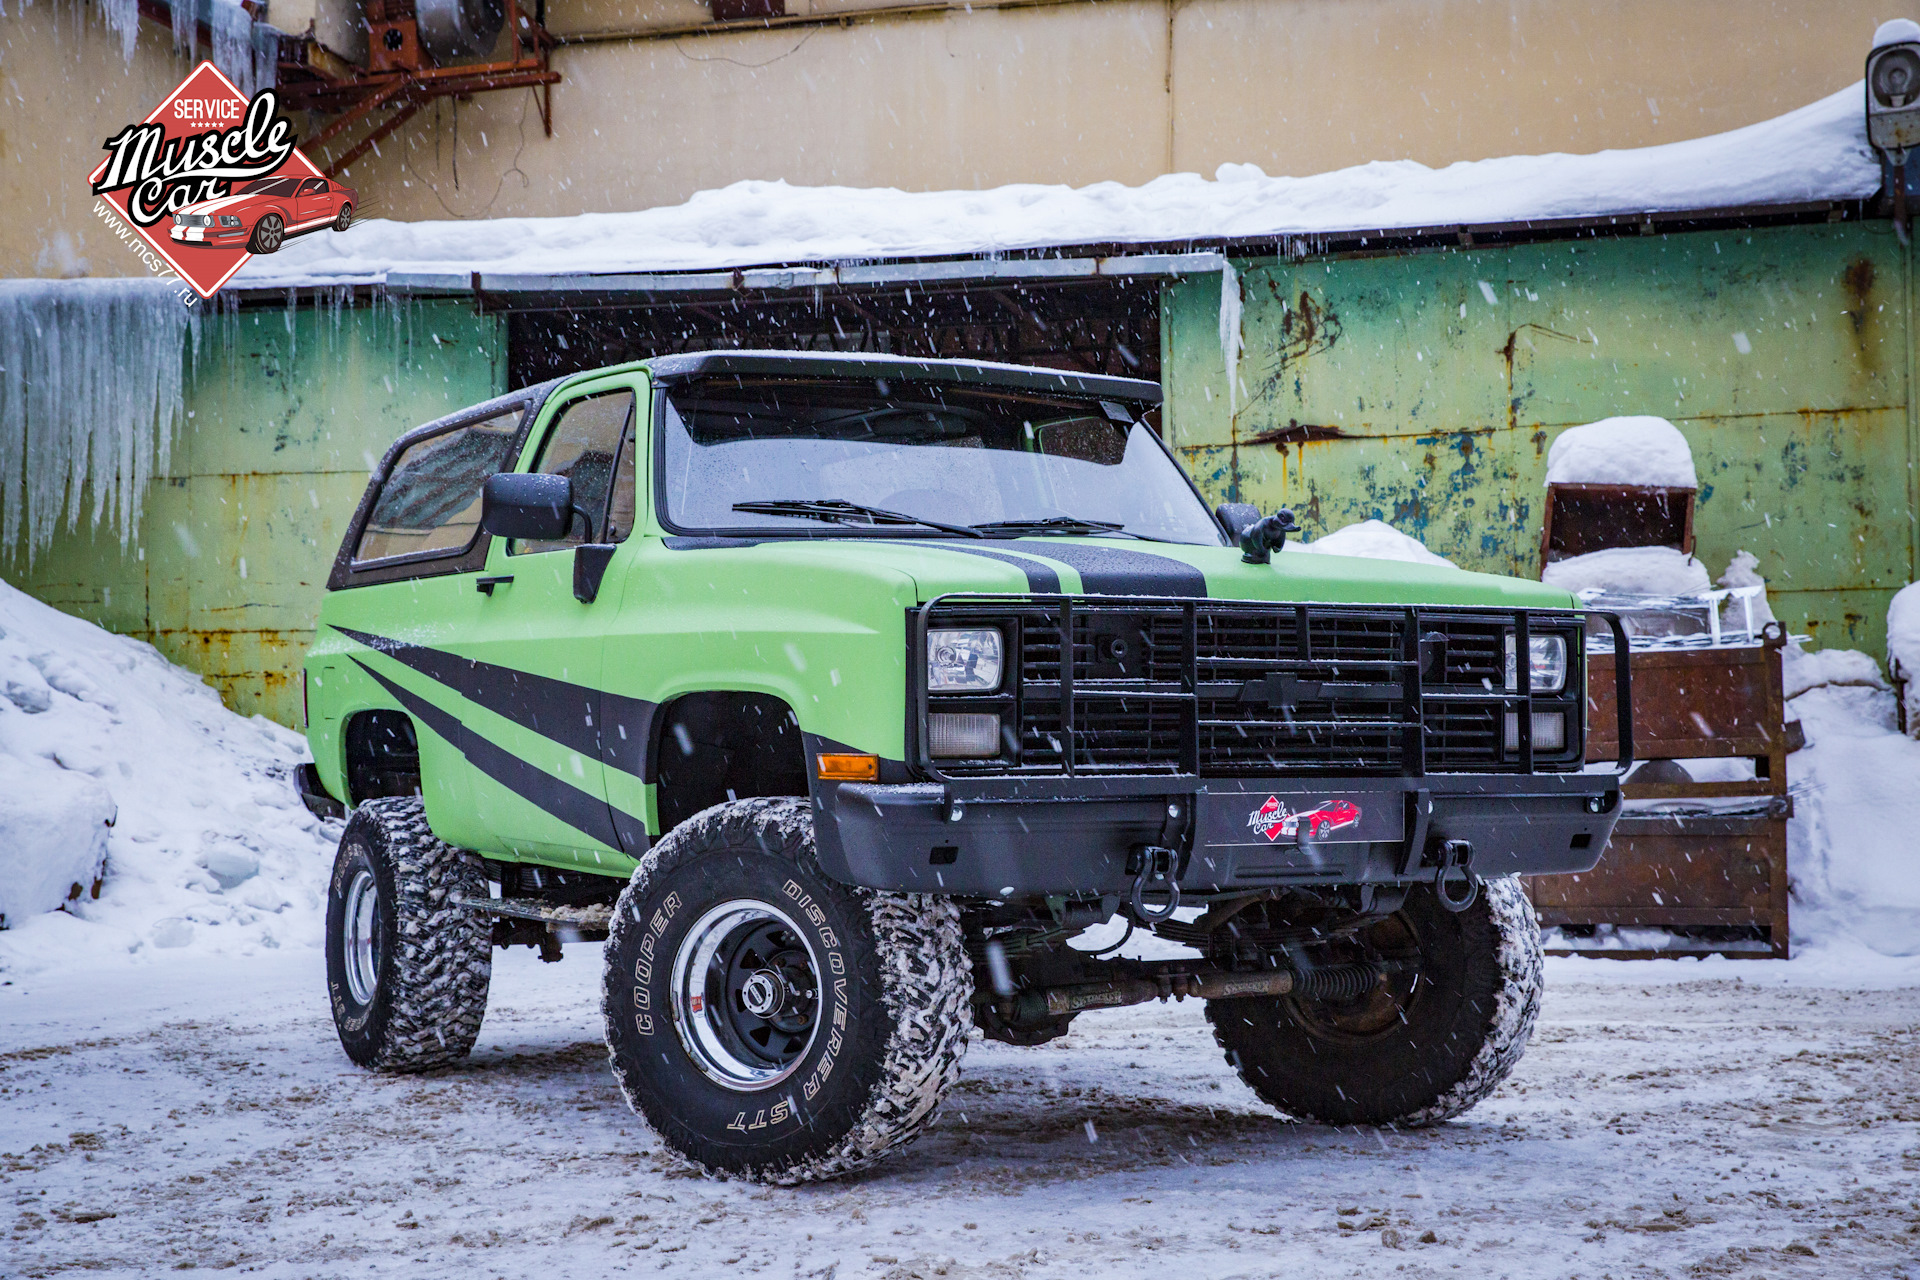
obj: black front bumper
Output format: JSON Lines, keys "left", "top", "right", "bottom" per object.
{"left": 811, "top": 771, "right": 1623, "bottom": 898}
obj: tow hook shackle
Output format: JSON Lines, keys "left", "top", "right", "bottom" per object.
{"left": 1127, "top": 844, "right": 1182, "bottom": 923}
{"left": 1239, "top": 508, "right": 1300, "bottom": 564}
{"left": 1434, "top": 838, "right": 1479, "bottom": 913}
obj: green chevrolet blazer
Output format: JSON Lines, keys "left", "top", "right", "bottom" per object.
{"left": 300, "top": 351, "right": 1630, "bottom": 1184}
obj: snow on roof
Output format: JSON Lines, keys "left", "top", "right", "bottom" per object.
{"left": 1546, "top": 416, "right": 1699, "bottom": 489}
{"left": 235, "top": 82, "right": 1881, "bottom": 291}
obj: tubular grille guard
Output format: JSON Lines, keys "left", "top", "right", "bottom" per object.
{"left": 910, "top": 593, "right": 1608, "bottom": 783}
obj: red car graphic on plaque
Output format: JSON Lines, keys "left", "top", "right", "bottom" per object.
{"left": 1247, "top": 796, "right": 1362, "bottom": 843}
{"left": 170, "top": 175, "right": 356, "bottom": 255}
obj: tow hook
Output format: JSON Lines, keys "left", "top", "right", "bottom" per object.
{"left": 1127, "top": 845, "right": 1181, "bottom": 922}
{"left": 1434, "top": 839, "right": 1479, "bottom": 913}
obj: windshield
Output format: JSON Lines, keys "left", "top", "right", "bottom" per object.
{"left": 241, "top": 177, "right": 300, "bottom": 195}
{"left": 658, "top": 376, "right": 1224, "bottom": 544}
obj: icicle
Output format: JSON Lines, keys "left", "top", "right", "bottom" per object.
{"left": 171, "top": 0, "right": 196, "bottom": 54}
{"left": 0, "top": 280, "right": 199, "bottom": 563}
{"left": 100, "top": 0, "right": 141, "bottom": 61}
{"left": 1217, "top": 260, "right": 1243, "bottom": 418}
{"left": 209, "top": 0, "right": 256, "bottom": 98}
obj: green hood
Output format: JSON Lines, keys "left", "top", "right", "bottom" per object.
{"left": 742, "top": 535, "right": 1574, "bottom": 609}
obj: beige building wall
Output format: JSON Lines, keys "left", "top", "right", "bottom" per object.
{"left": 6, "top": 0, "right": 1916, "bottom": 277}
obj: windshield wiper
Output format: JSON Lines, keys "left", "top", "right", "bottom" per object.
{"left": 731, "top": 498, "right": 984, "bottom": 538}
{"left": 970, "top": 516, "right": 1125, "bottom": 536}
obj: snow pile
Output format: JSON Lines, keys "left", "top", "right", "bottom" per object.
{"left": 0, "top": 579, "right": 336, "bottom": 974}
{"left": 233, "top": 82, "right": 1880, "bottom": 289}
{"left": 1542, "top": 546, "right": 1711, "bottom": 595}
{"left": 1886, "top": 581, "right": 1920, "bottom": 735}
{"left": 1783, "top": 645, "right": 1889, "bottom": 699}
{"left": 1544, "top": 416, "right": 1698, "bottom": 489}
{"left": 1287, "top": 518, "right": 1458, "bottom": 567}
{"left": 1788, "top": 673, "right": 1920, "bottom": 958}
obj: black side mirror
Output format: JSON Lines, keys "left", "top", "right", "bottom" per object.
{"left": 482, "top": 472, "right": 573, "bottom": 541}
{"left": 1238, "top": 508, "right": 1300, "bottom": 564}
{"left": 1216, "top": 502, "right": 1261, "bottom": 541}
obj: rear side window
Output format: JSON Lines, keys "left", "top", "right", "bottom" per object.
{"left": 511, "top": 390, "right": 637, "bottom": 554}
{"left": 355, "top": 407, "right": 524, "bottom": 564}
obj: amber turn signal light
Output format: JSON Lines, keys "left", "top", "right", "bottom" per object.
{"left": 815, "top": 753, "right": 879, "bottom": 781}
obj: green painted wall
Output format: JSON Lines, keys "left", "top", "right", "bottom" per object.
{"left": 0, "top": 299, "right": 506, "bottom": 726}
{"left": 1164, "top": 223, "right": 1917, "bottom": 657}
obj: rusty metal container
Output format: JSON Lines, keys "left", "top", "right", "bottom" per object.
{"left": 1539, "top": 482, "right": 1696, "bottom": 570}
{"left": 1528, "top": 632, "right": 1793, "bottom": 958}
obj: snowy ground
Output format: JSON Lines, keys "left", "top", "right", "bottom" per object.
{"left": 5, "top": 947, "right": 1918, "bottom": 1280}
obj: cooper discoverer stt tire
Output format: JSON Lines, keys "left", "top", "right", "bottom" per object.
{"left": 1206, "top": 875, "right": 1543, "bottom": 1127}
{"left": 324, "top": 796, "right": 492, "bottom": 1071}
{"left": 602, "top": 797, "right": 971, "bottom": 1183}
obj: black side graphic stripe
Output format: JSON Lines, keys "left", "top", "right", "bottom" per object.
{"left": 898, "top": 542, "right": 1063, "bottom": 593}
{"left": 352, "top": 657, "right": 635, "bottom": 850}
{"left": 1021, "top": 542, "right": 1209, "bottom": 597}
{"left": 333, "top": 624, "right": 653, "bottom": 778}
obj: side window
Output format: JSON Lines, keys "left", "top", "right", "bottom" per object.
{"left": 354, "top": 407, "right": 523, "bottom": 564}
{"left": 512, "top": 389, "right": 637, "bottom": 555}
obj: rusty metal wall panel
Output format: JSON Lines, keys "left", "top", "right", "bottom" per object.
{"left": 1164, "top": 223, "right": 1915, "bottom": 657}
{"left": 0, "top": 300, "right": 506, "bottom": 727}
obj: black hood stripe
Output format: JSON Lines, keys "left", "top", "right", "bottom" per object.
{"left": 1018, "top": 541, "right": 1210, "bottom": 597}
{"left": 333, "top": 624, "right": 653, "bottom": 778}
{"left": 351, "top": 658, "right": 636, "bottom": 851}
{"left": 898, "top": 542, "right": 1063, "bottom": 593}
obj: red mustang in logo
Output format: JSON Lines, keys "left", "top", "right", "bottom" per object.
{"left": 169, "top": 174, "right": 355, "bottom": 255}
{"left": 1248, "top": 796, "right": 1362, "bottom": 843}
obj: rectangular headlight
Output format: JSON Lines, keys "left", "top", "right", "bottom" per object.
{"left": 1505, "top": 710, "right": 1567, "bottom": 752}
{"left": 1504, "top": 632, "right": 1569, "bottom": 692}
{"left": 219, "top": 215, "right": 242, "bottom": 228}
{"left": 929, "top": 712, "right": 1001, "bottom": 758}
{"left": 1529, "top": 635, "right": 1568, "bottom": 692}
{"left": 927, "top": 628, "right": 1003, "bottom": 692}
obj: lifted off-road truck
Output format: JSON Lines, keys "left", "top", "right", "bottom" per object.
{"left": 302, "top": 351, "right": 1631, "bottom": 1183}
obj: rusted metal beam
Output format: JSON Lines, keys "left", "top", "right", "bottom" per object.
{"left": 322, "top": 99, "right": 425, "bottom": 179}
{"left": 303, "top": 79, "right": 410, "bottom": 153}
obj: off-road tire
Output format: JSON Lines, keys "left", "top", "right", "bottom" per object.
{"left": 249, "top": 213, "right": 284, "bottom": 254}
{"left": 1206, "top": 875, "right": 1542, "bottom": 1127}
{"left": 325, "top": 796, "right": 492, "bottom": 1071}
{"left": 602, "top": 797, "right": 971, "bottom": 1184}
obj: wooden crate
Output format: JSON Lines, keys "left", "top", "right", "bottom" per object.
{"left": 1528, "top": 638, "right": 1792, "bottom": 959}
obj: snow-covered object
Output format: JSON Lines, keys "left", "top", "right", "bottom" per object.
{"left": 1884, "top": 582, "right": 1920, "bottom": 736}
{"left": 1789, "top": 681, "right": 1920, "bottom": 956}
{"left": 0, "top": 579, "right": 336, "bottom": 972}
{"left": 1875, "top": 17, "right": 1920, "bottom": 47}
{"left": 1544, "top": 416, "right": 1697, "bottom": 489}
{"left": 1782, "top": 646, "right": 1889, "bottom": 700}
{"left": 1717, "top": 550, "right": 1780, "bottom": 636}
{"left": 0, "top": 753, "right": 111, "bottom": 929}
{"left": 1287, "top": 518, "right": 1458, "bottom": 568}
{"left": 234, "top": 82, "right": 1881, "bottom": 290}
{"left": 0, "top": 280, "right": 200, "bottom": 561}
{"left": 1541, "top": 546, "right": 1710, "bottom": 595}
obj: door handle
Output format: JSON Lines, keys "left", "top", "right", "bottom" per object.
{"left": 476, "top": 575, "right": 514, "bottom": 596}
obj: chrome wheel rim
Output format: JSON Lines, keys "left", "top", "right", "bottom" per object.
{"left": 671, "top": 900, "right": 821, "bottom": 1091}
{"left": 342, "top": 868, "right": 381, "bottom": 1006}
